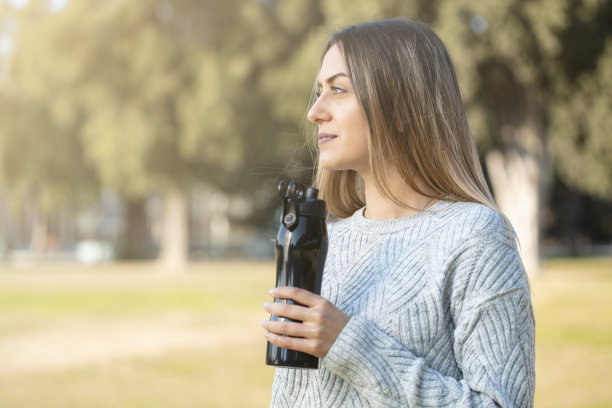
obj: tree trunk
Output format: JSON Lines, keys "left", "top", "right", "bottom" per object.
{"left": 485, "top": 120, "right": 550, "bottom": 276}
{"left": 117, "top": 197, "right": 151, "bottom": 260}
{"left": 29, "top": 207, "right": 49, "bottom": 254}
{"left": 158, "top": 188, "right": 188, "bottom": 272}
{"left": 486, "top": 149, "right": 540, "bottom": 275}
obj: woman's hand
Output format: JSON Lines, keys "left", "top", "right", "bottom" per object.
{"left": 262, "top": 286, "right": 350, "bottom": 359}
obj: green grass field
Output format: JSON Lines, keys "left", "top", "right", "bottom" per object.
{"left": 0, "top": 258, "right": 611, "bottom": 407}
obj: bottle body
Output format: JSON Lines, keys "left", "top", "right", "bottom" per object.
{"left": 265, "top": 208, "right": 328, "bottom": 369}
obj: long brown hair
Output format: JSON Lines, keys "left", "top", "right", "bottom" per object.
{"left": 313, "top": 18, "right": 499, "bottom": 218}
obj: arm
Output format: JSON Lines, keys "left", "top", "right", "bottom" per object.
{"left": 323, "top": 237, "right": 535, "bottom": 407}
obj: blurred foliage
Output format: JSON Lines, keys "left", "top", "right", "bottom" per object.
{"left": 550, "top": 1, "right": 612, "bottom": 200}
{"left": 0, "top": 2, "right": 97, "bottom": 215}
{"left": 0, "top": 0, "right": 325, "bottom": 212}
{"left": 434, "top": 0, "right": 612, "bottom": 201}
{"left": 0, "top": 0, "right": 610, "bottom": 237}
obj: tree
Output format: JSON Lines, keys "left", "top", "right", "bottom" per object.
{"left": 550, "top": 1, "right": 612, "bottom": 202}
{"left": 4, "top": 0, "right": 608, "bottom": 269}
{"left": 427, "top": 0, "right": 558, "bottom": 274}
{"left": 432, "top": 0, "right": 612, "bottom": 272}
{"left": 0, "top": 1, "right": 98, "bottom": 252}
{"left": 2, "top": 0, "right": 329, "bottom": 269}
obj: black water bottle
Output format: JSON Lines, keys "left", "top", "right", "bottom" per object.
{"left": 265, "top": 180, "right": 328, "bottom": 369}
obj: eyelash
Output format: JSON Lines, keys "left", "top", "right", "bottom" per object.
{"left": 315, "top": 86, "right": 345, "bottom": 98}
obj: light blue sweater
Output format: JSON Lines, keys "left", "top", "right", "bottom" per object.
{"left": 270, "top": 200, "right": 535, "bottom": 407}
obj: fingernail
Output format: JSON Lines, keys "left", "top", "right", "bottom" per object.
{"left": 269, "top": 288, "right": 276, "bottom": 295}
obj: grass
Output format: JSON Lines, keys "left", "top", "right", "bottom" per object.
{"left": 533, "top": 258, "right": 612, "bottom": 408}
{"left": 0, "top": 345, "right": 271, "bottom": 408}
{"left": 0, "top": 261, "right": 276, "bottom": 408}
{"left": 0, "top": 258, "right": 611, "bottom": 407}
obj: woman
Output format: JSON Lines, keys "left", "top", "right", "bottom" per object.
{"left": 262, "top": 18, "right": 535, "bottom": 407}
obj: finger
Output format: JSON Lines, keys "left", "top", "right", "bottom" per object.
{"left": 261, "top": 319, "right": 309, "bottom": 338}
{"left": 264, "top": 301, "right": 310, "bottom": 322}
{"left": 269, "top": 286, "right": 323, "bottom": 307}
{"left": 265, "top": 332, "right": 327, "bottom": 358}
{"left": 264, "top": 332, "right": 320, "bottom": 357}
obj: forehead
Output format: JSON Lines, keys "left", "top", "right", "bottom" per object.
{"left": 318, "top": 44, "right": 348, "bottom": 81}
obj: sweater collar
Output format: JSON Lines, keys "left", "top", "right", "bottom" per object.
{"left": 350, "top": 200, "right": 453, "bottom": 234}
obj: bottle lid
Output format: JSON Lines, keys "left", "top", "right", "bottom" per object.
{"left": 298, "top": 188, "right": 326, "bottom": 219}
{"left": 278, "top": 180, "right": 326, "bottom": 230}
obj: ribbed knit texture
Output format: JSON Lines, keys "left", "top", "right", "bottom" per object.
{"left": 270, "top": 200, "right": 535, "bottom": 407}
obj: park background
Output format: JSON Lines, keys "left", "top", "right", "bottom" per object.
{"left": 0, "top": 0, "right": 611, "bottom": 407}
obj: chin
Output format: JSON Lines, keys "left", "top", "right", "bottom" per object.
{"left": 318, "top": 160, "right": 342, "bottom": 171}
{"left": 318, "top": 154, "right": 341, "bottom": 170}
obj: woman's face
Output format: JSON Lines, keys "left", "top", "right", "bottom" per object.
{"left": 308, "top": 45, "right": 370, "bottom": 174}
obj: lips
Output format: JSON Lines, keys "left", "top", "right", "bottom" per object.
{"left": 318, "top": 132, "right": 337, "bottom": 145}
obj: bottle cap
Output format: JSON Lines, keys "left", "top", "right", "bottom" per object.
{"left": 278, "top": 181, "right": 326, "bottom": 230}
{"left": 298, "top": 188, "right": 326, "bottom": 219}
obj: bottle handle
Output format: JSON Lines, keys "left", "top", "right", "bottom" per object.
{"left": 278, "top": 180, "right": 305, "bottom": 230}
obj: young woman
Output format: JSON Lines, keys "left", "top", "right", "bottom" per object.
{"left": 262, "top": 18, "right": 535, "bottom": 407}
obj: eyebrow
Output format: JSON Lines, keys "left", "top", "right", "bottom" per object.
{"left": 316, "top": 72, "right": 348, "bottom": 87}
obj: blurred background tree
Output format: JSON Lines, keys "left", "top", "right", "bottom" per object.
{"left": 0, "top": 0, "right": 99, "bottom": 255}
{"left": 0, "top": 0, "right": 610, "bottom": 271}
{"left": 551, "top": 1, "right": 612, "bottom": 201}
{"left": 432, "top": 0, "right": 612, "bottom": 273}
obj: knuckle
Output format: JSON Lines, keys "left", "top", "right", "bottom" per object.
{"left": 310, "top": 339, "right": 324, "bottom": 354}
{"left": 313, "top": 326, "right": 325, "bottom": 337}
{"left": 311, "top": 311, "right": 325, "bottom": 324}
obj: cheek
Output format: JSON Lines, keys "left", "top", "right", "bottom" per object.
{"left": 344, "top": 107, "right": 370, "bottom": 151}
{"left": 356, "top": 135, "right": 370, "bottom": 164}
{"left": 351, "top": 116, "right": 370, "bottom": 154}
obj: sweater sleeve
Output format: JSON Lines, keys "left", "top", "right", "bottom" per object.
{"left": 321, "top": 235, "right": 535, "bottom": 407}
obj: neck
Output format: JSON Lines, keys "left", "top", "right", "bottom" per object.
{"left": 360, "top": 170, "right": 436, "bottom": 220}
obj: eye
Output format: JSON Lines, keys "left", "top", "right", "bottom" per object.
{"left": 331, "top": 85, "right": 345, "bottom": 94}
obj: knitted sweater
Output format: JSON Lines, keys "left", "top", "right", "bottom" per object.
{"left": 269, "top": 200, "right": 535, "bottom": 407}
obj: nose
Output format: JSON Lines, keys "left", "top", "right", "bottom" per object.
{"left": 307, "top": 95, "right": 331, "bottom": 124}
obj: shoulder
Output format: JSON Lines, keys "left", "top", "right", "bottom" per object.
{"left": 437, "top": 203, "right": 528, "bottom": 302}
{"left": 436, "top": 201, "right": 515, "bottom": 248}
{"left": 441, "top": 201, "right": 502, "bottom": 229}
